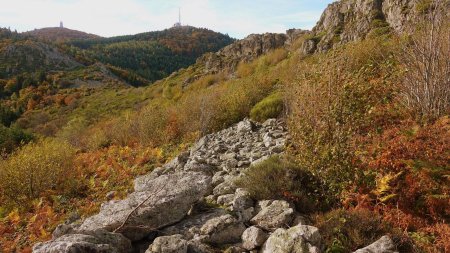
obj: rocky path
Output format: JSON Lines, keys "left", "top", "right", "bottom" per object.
{"left": 33, "top": 119, "right": 397, "bottom": 253}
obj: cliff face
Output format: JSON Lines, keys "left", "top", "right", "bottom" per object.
{"left": 382, "top": 0, "right": 422, "bottom": 31}
{"left": 304, "top": 0, "right": 423, "bottom": 53}
{"left": 197, "top": 0, "right": 428, "bottom": 76}
{"left": 197, "top": 33, "right": 290, "bottom": 75}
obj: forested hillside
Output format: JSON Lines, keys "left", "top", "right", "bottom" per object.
{"left": 66, "top": 26, "right": 235, "bottom": 81}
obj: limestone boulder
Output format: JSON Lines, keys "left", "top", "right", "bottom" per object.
{"left": 146, "top": 234, "right": 188, "bottom": 253}
{"left": 353, "top": 235, "right": 398, "bottom": 253}
{"left": 78, "top": 172, "right": 211, "bottom": 241}
{"left": 33, "top": 229, "right": 132, "bottom": 253}
{"left": 261, "top": 225, "right": 322, "bottom": 253}
{"left": 250, "top": 200, "right": 295, "bottom": 231}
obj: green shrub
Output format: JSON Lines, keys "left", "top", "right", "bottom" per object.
{"left": 236, "top": 155, "right": 330, "bottom": 213}
{"left": 416, "top": 0, "right": 432, "bottom": 14}
{"left": 0, "top": 138, "right": 78, "bottom": 206}
{"left": 0, "top": 124, "right": 33, "bottom": 153}
{"left": 250, "top": 92, "right": 284, "bottom": 122}
{"left": 314, "top": 209, "right": 395, "bottom": 253}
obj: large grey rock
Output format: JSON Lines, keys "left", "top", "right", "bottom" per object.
{"left": 187, "top": 240, "right": 216, "bottom": 253}
{"left": 33, "top": 229, "right": 132, "bottom": 253}
{"left": 200, "top": 214, "right": 246, "bottom": 245}
{"left": 78, "top": 172, "right": 212, "bottom": 241}
{"left": 223, "top": 245, "right": 247, "bottom": 253}
{"left": 213, "top": 179, "right": 237, "bottom": 196}
{"left": 161, "top": 209, "right": 228, "bottom": 239}
{"left": 163, "top": 151, "right": 190, "bottom": 171}
{"left": 217, "top": 194, "right": 235, "bottom": 207}
{"left": 52, "top": 223, "right": 77, "bottom": 239}
{"left": 231, "top": 188, "right": 253, "bottom": 211}
{"left": 146, "top": 234, "right": 188, "bottom": 253}
{"left": 237, "top": 119, "right": 255, "bottom": 133}
{"left": 250, "top": 200, "right": 295, "bottom": 231}
{"left": 261, "top": 225, "right": 322, "bottom": 253}
{"left": 242, "top": 226, "right": 268, "bottom": 250}
{"left": 353, "top": 235, "right": 398, "bottom": 253}
{"left": 212, "top": 171, "right": 227, "bottom": 186}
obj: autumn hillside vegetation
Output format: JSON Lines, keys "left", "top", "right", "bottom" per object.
{"left": 0, "top": 2, "right": 449, "bottom": 252}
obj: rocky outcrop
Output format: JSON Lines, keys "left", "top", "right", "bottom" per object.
{"left": 353, "top": 235, "right": 398, "bottom": 253}
{"left": 302, "top": 0, "right": 423, "bottom": 53}
{"left": 198, "top": 33, "right": 288, "bottom": 75}
{"left": 382, "top": 0, "right": 423, "bottom": 32}
{"left": 183, "top": 0, "right": 429, "bottom": 84}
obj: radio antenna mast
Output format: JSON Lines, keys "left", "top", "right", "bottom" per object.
{"left": 173, "top": 7, "right": 182, "bottom": 27}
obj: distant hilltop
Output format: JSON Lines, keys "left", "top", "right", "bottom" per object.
{"left": 22, "top": 27, "right": 100, "bottom": 41}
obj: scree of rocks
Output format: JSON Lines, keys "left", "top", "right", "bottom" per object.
{"left": 33, "top": 118, "right": 397, "bottom": 253}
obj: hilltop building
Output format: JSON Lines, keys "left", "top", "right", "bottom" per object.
{"left": 60, "top": 21, "right": 63, "bottom": 28}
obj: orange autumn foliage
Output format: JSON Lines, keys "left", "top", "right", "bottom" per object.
{"left": 0, "top": 145, "right": 169, "bottom": 252}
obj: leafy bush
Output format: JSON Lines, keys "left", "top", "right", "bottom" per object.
{"left": 0, "top": 139, "right": 77, "bottom": 206}
{"left": 0, "top": 104, "right": 20, "bottom": 126}
{"left": 250, "top": 92, "right": 284, "bottom": 122}
{"left": 0, "top": 124, "right": 33, "bottom": 153}
{"left": 314, "top": 209, "right": 405, "bottom": 253}
{"left": 236, "top": 155, "right": 329, "bottom": 213}
{"left": 287, "top": 38, "right": 397, "bottom": 196}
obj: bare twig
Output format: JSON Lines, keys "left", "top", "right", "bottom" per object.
{"left": 113, "top": 183, "right": 166, "bottom": 233}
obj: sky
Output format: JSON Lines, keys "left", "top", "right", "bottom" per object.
{"left": 0, "top": 0, "right": 335, "bottom": 39}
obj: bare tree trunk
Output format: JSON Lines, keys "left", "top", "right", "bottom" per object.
{"left": 399, "top": 0, "right": 450, "bottom": 121}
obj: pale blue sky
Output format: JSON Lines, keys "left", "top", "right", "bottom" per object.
{"left": 1, "top": 0, "right": 335, "bottom": 38}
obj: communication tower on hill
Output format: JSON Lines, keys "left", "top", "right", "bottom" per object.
{"left": 60, "top": 21, "right": 63, "bottom": 28}
{"left": 173, "top": 8, "right": 182, "bottom": 27}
